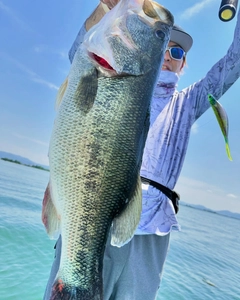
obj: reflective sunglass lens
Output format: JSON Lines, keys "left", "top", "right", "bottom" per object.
{"left": 170, "top": 48, "right": 184, "bottom": 60}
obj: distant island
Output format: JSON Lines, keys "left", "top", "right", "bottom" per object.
{"left": 1, "top": 157, "right": 49, "bottom": 172}
{"left": 180, "top": 201, "right": 240, "bottom": 221}
{"left": 0, "top": 150, "right": 239, "bottom": 220}
{"left": 0, "top": 150, "right": 49, "bottom": 171}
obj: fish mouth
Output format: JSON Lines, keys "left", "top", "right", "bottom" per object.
{"left": 89, "top": 52, "right": 114, "bottom": 71}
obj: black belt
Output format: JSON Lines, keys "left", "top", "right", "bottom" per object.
{"left": 141, "top": 176, "right": 180, "bottom": 214}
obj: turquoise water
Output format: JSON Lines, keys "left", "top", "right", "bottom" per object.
{"left": 0, "top": 159, "right": 239, "bottom": 299}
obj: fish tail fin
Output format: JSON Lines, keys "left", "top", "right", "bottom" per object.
{"left": 111, "top": 176, "right": 142, "bottom": 247}
{"left": 55, "top": 77, "right": 68, "bottom": 110}
{"left": 50, "top": 279, "right": 72, "bottom": 300}
{"left": 225, "top": 142, "right": 233, "bottom": 161}
{"left": 50, "top": 278, "right": 102, "bottom": 300}
{"left": 41, "top": 182, "right": 61, "bottom": 239}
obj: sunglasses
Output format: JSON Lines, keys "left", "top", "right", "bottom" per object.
{"left": 165, "top": 47, "right": 185, "bottom": 61}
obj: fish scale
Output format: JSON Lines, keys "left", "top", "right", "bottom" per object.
{"left": 43, "top": 0, "right": 174, "bottom": 299}
{"left": 51, "top": 75, "right": 150, "bottom": 297}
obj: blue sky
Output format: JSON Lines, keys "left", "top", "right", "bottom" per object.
{"left": 0, "top": 0, "right": 239, "bottom": 213}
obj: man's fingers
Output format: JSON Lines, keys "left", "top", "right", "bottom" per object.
{"left": 100, "top": 0, "right": 120, "bottom": 10}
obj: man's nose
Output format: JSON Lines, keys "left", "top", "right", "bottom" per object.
{"left": 164, "top": 49, "right": 171, "bottom": 61}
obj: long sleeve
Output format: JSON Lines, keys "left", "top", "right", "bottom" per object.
{"left": 182, "top": 8, "right": 240, "bottom": 121}
{"left": 141, "top": 10, "right": 240, "bottom": 190}
{"left": 68, "top": 24, "right": 87, "bottom": 64}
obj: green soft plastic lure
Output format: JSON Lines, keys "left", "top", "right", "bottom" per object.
{"left": 208, "top": 94, "right": 232, "bottom": 161}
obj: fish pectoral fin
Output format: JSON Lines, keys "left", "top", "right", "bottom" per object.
{"left": 111, "top": 176, "right": 142, "bottom": 247}
{"left": 55, "top": 77, "right": 68, "bottom": 110}
{"left": 41, "top": 181, "right": 61, "bottom": 239}
{"left": 74, "top": 68, "right": 98, "bottom": 113}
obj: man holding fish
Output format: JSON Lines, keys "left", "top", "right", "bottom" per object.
{"left": 43, "top": 0, "right": 240, "bottom": 299}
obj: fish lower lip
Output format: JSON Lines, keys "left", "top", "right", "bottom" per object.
{"left": 90, "top": 53, "right": 114, "bottom": 70}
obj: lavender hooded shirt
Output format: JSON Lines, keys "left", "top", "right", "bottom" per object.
{"left": 68, "top": 10, "right": 240, "bottom": 235}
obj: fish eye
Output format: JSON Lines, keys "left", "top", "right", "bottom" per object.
{"left": 155, "top": 29, "right": 165, "bottom": 39}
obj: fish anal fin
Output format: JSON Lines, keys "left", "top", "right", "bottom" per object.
{"left": 41, "top": 182, "right": 61, "bottom": 239}
{"left": 74, "top": 68, "right": 98, "bottom": 113}
{"left": 111, "top": 176, "right": 142, "bottom": 247}
{"left": 55, "top": 77, "right": 68, "bottom": 110}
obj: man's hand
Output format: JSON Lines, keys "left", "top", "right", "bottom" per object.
{"left": 100, "top": 0, "right": 120, "bottom": 10}
{"left": 86, "top": 0, "right": 120, "bottom": 31}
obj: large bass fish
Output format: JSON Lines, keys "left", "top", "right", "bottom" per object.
{"left": 43, "top": 0, "right": 173, "bottom": 299}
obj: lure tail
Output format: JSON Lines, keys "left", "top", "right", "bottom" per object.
{"left": 225, "top": 140, "right": 233, "bottom": 161}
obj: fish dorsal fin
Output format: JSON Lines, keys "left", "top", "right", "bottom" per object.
{"left": 111, "top": 176, "right": 142, "bottom": 247}
{"left": 74, "top": 67, "right": 98, "bottom": 113}
{"left": 55, "top": 77, "right": 68, "bottom": 110}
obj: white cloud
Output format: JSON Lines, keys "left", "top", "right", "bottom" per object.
{"left": 0, "top": 1, "right": 32, "bottom": 32}
{"left": 179, "top": 0, "right": 217, "bottom": 20}
{"left": 31, "top": 77, "right": 59, "bottom": 90}
{"left": 16, "top": 61, "right": 59, "bottom": 90}
{"left": 58, "top": 51, "right": 68, "bottom": 60}
{"left": 34, "top": 46, "right": 44, "bottom": 53}
{"left": 34, "top": 45, "right": 68, "bottom": 60}
{"left": 13, "top": 59, "right": 58, "bottom": 90}
{"left": 0, "top": 52, "right": 59, "bottom": 90}
{"left": 227, "top": 193, "right": 237, "bottom": 198}
{"left": 191, "top": 123, "right": 199, "bottom": 134}
{"left": 176, "top": 176, "right": 240, "bottom": 213}
{"left": 13, "top": 133, "right": 49, "bottom": 147}
{"left": 0, "top": 1, "right": 10, "bottom": 12}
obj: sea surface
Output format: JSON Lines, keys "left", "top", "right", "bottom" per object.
{"left": 0, "top": 159, "right": 239, "bottom": 300}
